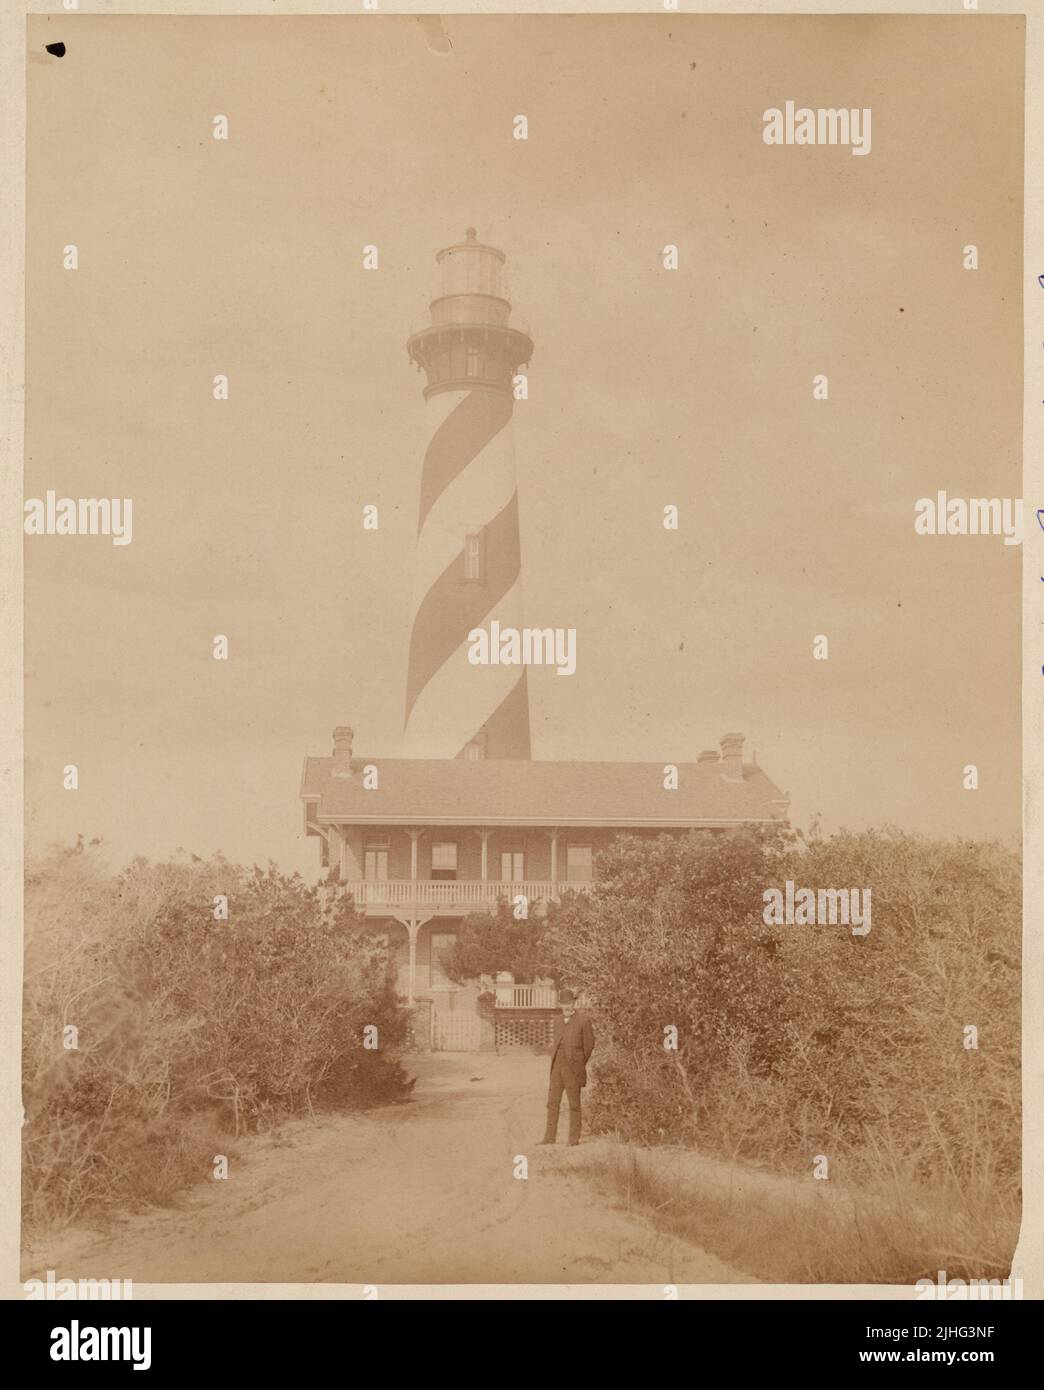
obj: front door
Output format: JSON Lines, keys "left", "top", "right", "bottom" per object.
{"left": 363, "top": 846, "right": 388, "bottom": 880}
{"left": 500, "top": 850, "right": 524, "bottom": 882}
{"left": 429, "top": 930, "right": 457, "bottom": 988}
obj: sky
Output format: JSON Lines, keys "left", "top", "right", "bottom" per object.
{"left": 24, "top": 13, "right": 1024, "bottom": 877}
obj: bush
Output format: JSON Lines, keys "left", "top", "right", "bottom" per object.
{"left": 544, "top": 828, "right": 789, "bottom": 1142}
{"left": 441, "top": 897, "right": 555, "bottom": 984}
{"left": 22, "top": 843, "right": 412, "bottom": 1232}
{"left": 543, "top": 826, "right": 1020, "bottom": 1210}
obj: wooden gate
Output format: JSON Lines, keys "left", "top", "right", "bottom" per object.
{"left": 433, "top": 1009, "right": 481, "bottom": 1052}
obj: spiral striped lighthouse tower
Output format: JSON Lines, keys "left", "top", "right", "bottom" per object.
{"left": 404, "top": 230, "right": 534, "bottom": 759}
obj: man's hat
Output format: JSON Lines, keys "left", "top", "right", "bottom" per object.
{"left": 558, "top": 988, "right": 576, "bottom": 1003}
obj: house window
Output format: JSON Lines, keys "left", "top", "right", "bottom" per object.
{"left": 566, "top": 845, "right": 593, "bottom": 882}
{"left": 364, "top": 843, "right": 389, "bottom": 881}
{"left": 431, "top": 841, "right": 457, "bottom": 881}
{"left": 463, "top": 532, "right": 484, "bottom": 582}
{"left": 500, "top": 850, "right": 524, "bottom": 882}
{"left": 465, "top": 346, "right": 480, "bottom": 378}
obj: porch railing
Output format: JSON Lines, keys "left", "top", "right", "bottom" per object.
{"left": 342, "top": 879, "right": 593, "bottom": 908}
{"left": 494, "top": 983, "right": 558, "bottom": 1009}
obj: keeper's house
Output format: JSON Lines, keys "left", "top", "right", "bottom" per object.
{"left": 301, "top": 726, "right": 789, "bottom": 1047}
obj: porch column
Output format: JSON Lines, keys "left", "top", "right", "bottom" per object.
{"left": 478, "top": 828, "right": 491, "bottom": 881}
{"left": 407, "top": 918, "right": 419, "bottom": 1005}
{"left": 327, "top": 826, "right": 344, "bottom": 880}
{"left": 549, "top": 828, "right": 559, "bottom": 892}
{"left": 408, "top": 828, "right": 421, "bottom": 912}
{"left": 341, "top": 826, "right": 361, "bottom": 882}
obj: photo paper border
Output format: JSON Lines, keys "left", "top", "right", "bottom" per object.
{"left": 1, "top": 0, "right": 1038, "bottom": 1302}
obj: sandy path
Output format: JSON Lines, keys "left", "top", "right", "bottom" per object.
{"left": 22, "top": 1054, "right": 756, "bottom": 1288}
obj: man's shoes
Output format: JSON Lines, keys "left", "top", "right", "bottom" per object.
{"left": 538, "top": 1139, "right": 555, "bottom": 1146}
{"left": 567, "top": 1140, "right": 580, "bottom": 1146}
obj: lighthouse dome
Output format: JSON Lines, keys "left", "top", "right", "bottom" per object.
{"left": 435, "top": 228, "right": 507, "bottom": 305}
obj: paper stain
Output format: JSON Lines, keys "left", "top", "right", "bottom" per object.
{"left": 417, "top": 15, "right": 453, "bottom": 56}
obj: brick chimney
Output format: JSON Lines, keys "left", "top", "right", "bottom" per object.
{"left": 332, "top": 725, "right": 354, "bottom": 778}
{"left": 720, "top": 731, "right": 745, "bottom": 782}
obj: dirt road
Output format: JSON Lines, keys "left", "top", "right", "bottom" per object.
{"left": 23, "top": 1055, "right": 756, "bottom": 1289}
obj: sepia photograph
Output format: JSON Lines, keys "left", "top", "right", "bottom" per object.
{"left": 6, "top": 5, "right": 1036, "bottom": 1323}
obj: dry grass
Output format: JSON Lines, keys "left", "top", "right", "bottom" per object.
{"left": 582, "top": 1143, "right": 1020, "bottom": 1285}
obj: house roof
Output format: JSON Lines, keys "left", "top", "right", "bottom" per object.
{"left": 300, "top": 755, "right": 789, "bottom": 829}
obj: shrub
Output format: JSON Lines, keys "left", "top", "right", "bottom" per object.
{"left": 543, "top": 826, "right": 1020, "bottom": 1210}
{"left": 544, "top": 828, "right": 790, "bottom": 1141}
{"left": 22, "top": 844, "right": 412, "bottom": 1232}
{"left": 441, "top": 897, "right": 555, "bottom": 984}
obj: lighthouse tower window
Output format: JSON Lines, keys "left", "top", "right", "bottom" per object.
{"left": 464, "top": 532, "right": 484, "bottom": 582}
{"left": 465, "top": 346, "right": 480, "bottom": 378}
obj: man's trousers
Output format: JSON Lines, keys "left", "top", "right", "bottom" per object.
{"left": 543, "top": 1064, "right": 583, "bottom": 1144}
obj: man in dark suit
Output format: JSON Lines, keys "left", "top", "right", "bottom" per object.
{"left": 540, "top": 989, "right": 595, "bottom": 1146}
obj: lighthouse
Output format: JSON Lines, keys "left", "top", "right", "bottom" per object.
{"left": 404, "top": 230, "right": 534, "bottom": 759}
